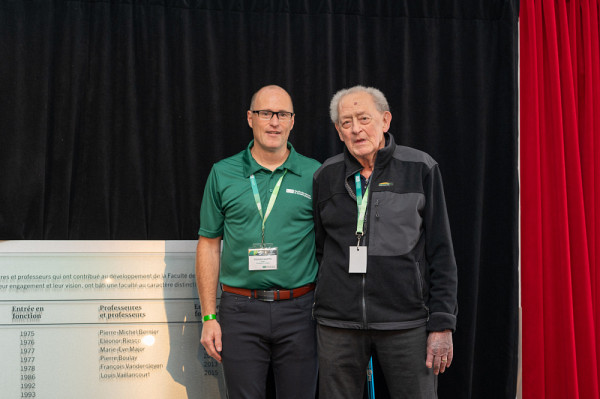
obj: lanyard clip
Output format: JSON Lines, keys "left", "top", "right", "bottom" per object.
{"left": 355, "top": 233, "right": 363, "bottom": 248}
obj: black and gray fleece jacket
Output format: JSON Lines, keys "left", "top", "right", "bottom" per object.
{"left": 312, "top": 133, "right": 458, "bottom": 332}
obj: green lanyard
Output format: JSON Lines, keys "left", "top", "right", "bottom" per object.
{"left": 355, "top": 172, "right": 369, "bottom": 246}
{"left": 249, "top": 170, "right": 287, "bottom": 244}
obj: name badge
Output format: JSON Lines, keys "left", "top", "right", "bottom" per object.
{"left": 248, "top": 244, "right": 278, "bottom": 271}
{"left": 349, "top": 246, "right": 367, "bottom": 273}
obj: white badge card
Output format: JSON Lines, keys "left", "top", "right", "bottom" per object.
{"left": 349, "top": 246, "right": 368, "bottom": 273}
{"left": 248, "top": 244, "right": 278, "bottom": 271}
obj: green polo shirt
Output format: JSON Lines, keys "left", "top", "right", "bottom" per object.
{"left": 199, "top": 141, "right": 321, "bottom": 289}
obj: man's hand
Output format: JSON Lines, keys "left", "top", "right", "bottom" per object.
{"left": 200, "top": 319, "right": 223, "bottom": 362}
{"left": 425, "top": 330, "right": 453, "bottom": 375}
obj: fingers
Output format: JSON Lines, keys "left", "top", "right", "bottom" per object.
{"left": 210, "top": 330, "right": 223, "bottom": 362}
{"left": 445, "top": 346, "right": 454, "bottom": 369}
{"left": 426, "top": 353, "right": 446, "bottom": 374}
{"left": 425, "top": 351, "right": 434, "bottom": 370}
{"left": 439, "top": 354, "right": 448, "bottom": 374}
{"left": 425, "top": 345, "right": 444, "bottom": 375}
{"left": 429, "top": 352, "right": 449, "bottom": 375}
{"left": 200, "top": 320, "right": 223, "bottom": 362}
{"left": 433, "top": 353, "right": 443, "bottom": 375}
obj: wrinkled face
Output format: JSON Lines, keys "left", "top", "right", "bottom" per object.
{"left": 247, "top": 87, "right": 295, "bottom": 154}
{"left": 335, "top": 91, "right": 391, "bottom": 162}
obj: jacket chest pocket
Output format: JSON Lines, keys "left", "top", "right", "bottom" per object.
{"left": 368, "top": 191, "right": 425, "bottom": 256}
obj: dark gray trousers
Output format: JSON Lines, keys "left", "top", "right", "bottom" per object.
{"left": 317, "top": 324, "right": 437, "bottom": 399}
{"left": 219, "top": 291, "right": 317, "bottom": 399}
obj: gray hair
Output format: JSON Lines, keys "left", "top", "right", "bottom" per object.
{"left": 329, "top": 85, "right": 390, "bottom": 124}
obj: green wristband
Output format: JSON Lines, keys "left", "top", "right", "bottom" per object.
{"left": 202, "top": 314, "right": 217, "bottom": 323}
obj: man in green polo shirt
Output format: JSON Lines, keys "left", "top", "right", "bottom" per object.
{"left": 195, "top": 85, "right": 321, "bottom": 399}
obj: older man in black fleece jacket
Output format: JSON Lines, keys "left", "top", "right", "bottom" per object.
{"left": 312, "top": 85, "right": 458, "bottom": 399}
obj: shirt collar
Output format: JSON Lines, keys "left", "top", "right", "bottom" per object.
{"left": 243, "top": 140, "right": 302, "bottom": 177}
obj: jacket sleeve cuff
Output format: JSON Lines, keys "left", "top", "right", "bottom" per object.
{"left": 427, "top": 312, "right": 457, "bottom": 332}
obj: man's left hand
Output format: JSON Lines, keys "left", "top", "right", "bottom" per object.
{"left": 426, "top": 330, "right": 453, "bottom": 375}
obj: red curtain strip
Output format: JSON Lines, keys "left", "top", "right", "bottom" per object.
{"left": 521, "top": 0, "right": 600, "bottom": 398}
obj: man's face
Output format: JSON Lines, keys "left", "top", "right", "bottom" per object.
{"left": 335, "top": 91, "right": 391, "bottom": 162}
{"left": 247, "top": 87, "right": 295, "bottom": 154}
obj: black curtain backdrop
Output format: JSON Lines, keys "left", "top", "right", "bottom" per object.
{"left": 0, "top": 1, "right": 519, "bottom": 398}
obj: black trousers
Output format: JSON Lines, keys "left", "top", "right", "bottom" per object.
{"left": 317, "top": 324, "right": 437, "bottom": 399}
{"left": 219, "top": 291, "right": 318, "bottom": 399}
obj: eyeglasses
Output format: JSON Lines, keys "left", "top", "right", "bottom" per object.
{"left": 339, "top": 115, "right": 373, "bottom": 129}
{"left": 251, "top": 110, "right": 294, "bottom": 121}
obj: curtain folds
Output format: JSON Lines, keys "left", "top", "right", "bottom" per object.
{"left": 521, "top": 0, "right": 600, "bottom": 397}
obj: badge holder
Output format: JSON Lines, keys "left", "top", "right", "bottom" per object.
{"left": 248, "top": 243, "right": 278, "bottom": 271}
{"left": 349, "top": 234, "right": 367, "bottom": 273}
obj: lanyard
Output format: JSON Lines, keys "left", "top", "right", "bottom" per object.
{"left": 355, "top": 172, "right": 369, "bottom": 246}
{"left": 249, "top": 170, "right": 287, "bottom": 244}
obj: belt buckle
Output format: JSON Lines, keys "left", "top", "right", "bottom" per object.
{"left": 255, "top": 290, "right": 276, "bottom": 302}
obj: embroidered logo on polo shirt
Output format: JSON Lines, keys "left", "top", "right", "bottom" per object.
{"left": 285, "top": 188, "right": 311, "bottom": 200}
{"left": 378, "top": 182, "right": 394, "bottom": 187}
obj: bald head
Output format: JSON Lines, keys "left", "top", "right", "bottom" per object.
{"left": 250, "top": 85, "right": 294, "bottom": 112}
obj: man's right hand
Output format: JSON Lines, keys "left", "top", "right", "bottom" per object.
{"left": 200, "top": 319, "right": 223, "bottom": 362}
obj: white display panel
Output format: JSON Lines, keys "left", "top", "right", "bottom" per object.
{"left": 0, "top": 241, "right": 226, "bottom": 399}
